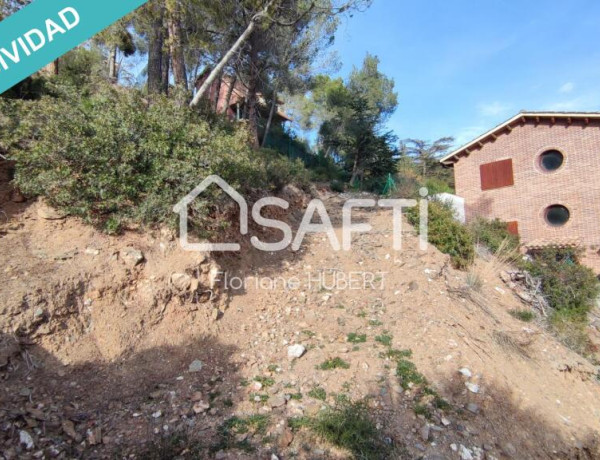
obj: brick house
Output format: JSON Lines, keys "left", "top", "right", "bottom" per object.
{"left": 440, "top": 112, "right": 600, "bottom": 272}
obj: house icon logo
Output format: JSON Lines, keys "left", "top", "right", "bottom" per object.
{"left": 173, "top": 175, "right": 248, "bottom": 252}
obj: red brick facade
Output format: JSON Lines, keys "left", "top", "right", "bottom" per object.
{"left": 444, "top": 113, "right": 600, "bottom": 272}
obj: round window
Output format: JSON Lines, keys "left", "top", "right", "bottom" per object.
{"left": 539, "top": 150, "right": 564, "bottom": 172}
{"left": 545, "top": 205, "right": 570, "bottom": 226}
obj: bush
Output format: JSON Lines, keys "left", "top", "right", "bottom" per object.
{"left": 330, "top": 179, "right": 345, "bottom": 193}
{"left": 422, "top": 177, "right": 453, "bottom": 195}
{"left": 406, "top": 200, "right": 474, "bottom": 269}
{"left": 468, "top": 217, "right": 520, "bottom": 254}
{"left": 310, "top": 400, "right": 390, "bottom": 459}
{"left": 522, "top": 248, "right": 599, "bottom": 322}
{"left": 3, "top": 82, "right": 308, "bottom": 234}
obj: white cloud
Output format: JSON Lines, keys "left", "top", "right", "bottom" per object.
{"left": 559, "top": 82, "right": 575, "bottom": 94}
{"left": 544, "top": 91, "right": 600, "bottom": 112}
{"left": 454, "top": 125, "right": 488, "bottom": 147}
{"left": 478, "top": 101, "right": 511, "bottom": 117}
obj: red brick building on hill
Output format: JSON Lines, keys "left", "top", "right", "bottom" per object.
{"left": 441, "top": 112, "right": 600, "bottom": 272}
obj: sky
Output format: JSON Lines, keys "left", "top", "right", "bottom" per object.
{"left": 329, "top": 0, "right": 600, "bottom": 148}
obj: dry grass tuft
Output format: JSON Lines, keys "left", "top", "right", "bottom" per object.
{"left": 492, "top": 331, "right": 534, "bottom": 360}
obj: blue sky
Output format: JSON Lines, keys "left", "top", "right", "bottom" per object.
{"left": 330, "top": 0, "right": 600, "bottom": 147}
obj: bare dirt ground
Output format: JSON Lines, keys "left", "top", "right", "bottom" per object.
{"left": 1, "top": 188, "right": 599, "bottom": 459}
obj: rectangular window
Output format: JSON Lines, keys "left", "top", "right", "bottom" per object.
{"left": 506, "top": 221, "right": 519, "bottom": 236}
{"left": 480, "top": 159, "right": 514, "bottom": 190}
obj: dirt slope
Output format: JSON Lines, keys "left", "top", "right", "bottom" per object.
{"left": 0, "top": 191, "right": 599, "bottom": 459}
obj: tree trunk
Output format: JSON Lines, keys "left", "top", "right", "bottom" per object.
{"left": 247, "top": 39, "right": 260, "bottom": 149}
{"left": 214, "top": 72, "right": 223, "bottom": 110}
{"left": 222, "top": 75, "right": 237, "bottom": 115}
{"left": 350, "top": 154, "right": 361, "bottom": 184}
{"left": 167, "top": 0, "right": 187, "bottom": 90}
{"left": 147, "top": 7, "right": 165, "bottom": 95}
{"left": 162, "top": 44, "right": 170, "bottom": 95}
{"left": 261, "top": 86, "right": 278, "bottom": 148}
{"left": 189, "top": 0, "right": 275, "bottom": 108}
{"left": 108, "top": 45, "right": 118, "bottom": 82}
{"left": 44, "top": 59, "right": 59, "bottom": 75}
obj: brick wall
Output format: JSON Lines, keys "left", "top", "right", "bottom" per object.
{"left": 453, "top": 118, "right": 600, "bottom": 272}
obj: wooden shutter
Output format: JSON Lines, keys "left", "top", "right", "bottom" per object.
{"left": 480, "top": 159, "right": 514, "bottom": 191}
{"left": 506, "top": 221, "right": 519, "bottom": 236}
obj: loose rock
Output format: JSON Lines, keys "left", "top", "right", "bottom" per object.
{"left": 188, "top": 360, "right": 204, "bottom": 373}
{"left": 120, "top": 247, "right": 144, "bottom": 266}
{"left": 287, "top": 344, "right": 306, "bottom": 359}
{"left": 19, "top": 430, "right": 34, "bottom": 450}
{"left": 171, "top": 273, "right": 192, "bottom": 291}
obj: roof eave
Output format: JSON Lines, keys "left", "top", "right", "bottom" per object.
{"left": 440, "top": 112, "right": 600, "bottom": 165}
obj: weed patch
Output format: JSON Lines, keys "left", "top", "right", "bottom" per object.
{"left": 509, "top": 309, "right": 534, "bottom": 322}
{"left": 374, "top": 333, "right": 393, "bottom": 347}
{"left": 347, "top": 332, "right": 367, "bottom": 343}
{"left": 318, "top": 357, "right": 351, "bottom": 370}
{"left": 308, "top": 386, "right": 327, "bottom": 401}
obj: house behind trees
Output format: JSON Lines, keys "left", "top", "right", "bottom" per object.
{"left": 195, "top": 71, "right": 292, "bottom": 145}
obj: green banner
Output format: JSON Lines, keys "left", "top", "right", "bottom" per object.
{"left": 0, "top": 0, "right": 148, "bottom": 94}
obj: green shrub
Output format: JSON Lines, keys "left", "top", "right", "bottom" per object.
{"left": 523, "top": 248, "right": 599, "bottom": 322}
{"left": 3, "top": 82, "right": 308, "bottom": 234}
{"left": 406, "top": 200, "right": 474, "bottom": 269}
{"left": 330, "top": 179, "right": 345, "bottom": 193}
{"left": 509, "top": 309, "right": 535, "bottom": 322}
{"left": 468, "top": 217, "right": 520, "bottom": 254}
{"left": 422, "top": 177, "right": 453, "bottom": 195}
{"left": 310, "top": 400, "right": 390, "bottom": 459}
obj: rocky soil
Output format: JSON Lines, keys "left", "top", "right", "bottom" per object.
{"left": 0, "top": 189, "right": 599, "bottom": 459}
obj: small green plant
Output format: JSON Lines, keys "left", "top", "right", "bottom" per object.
{"left": 212, "top": 415, "right": 269, "bottom": 453}
{"left": 396, "top": 359, "right": 427, "bottom": 390}
{"left": 318, "top": 357, "right": 351, "bottom": 370}
{"left": 302, "top": 330, "right": 316, "bottom": 338}
{"left": 413, "top": 403, "right": 431, "bottom": 419}
{"left": 249, "top": 393, "right": 269, "bottom": 403}
{"left": 382, "top": 348, "right": 412, "bottom": 360}
{"left": 288, "top": 392, "right": 303, "bottom": 400}
{"left": 308, "top": 386, "right": 327, "bottom": 401}
{"left": 509, "top": 309, "right": 535, "bottom": 322}
{"left": 347, "top": 332, "right": 367, "bottom": 343}
{"left": 288, "top": 416, "right": 312, "bottom": 431}
{"left": 368, "top": 319, "right": 383, "bottom": 327}
{"left": 253, "top": 376, "right": 275, "bottom": 387}
{"left": 375, "top": 333, "right": 393, "bottom": 347}
{"left": 267, "top": 364, "right": 279, "bottom": 373}
{"left": 432, "top": 395, "right": 451, "bottom": 411}
{"left": 223, "top": 398, "right": 233, "bottom": 407}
